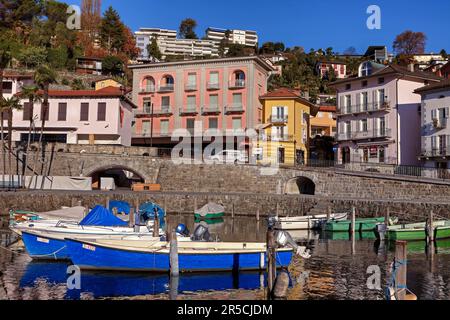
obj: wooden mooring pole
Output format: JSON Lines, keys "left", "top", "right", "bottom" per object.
{"left": 385, "top": 207, "right": 390, "bottom": 226}
{"left": 153, "top": 207, "right": 160, "bottom": 237}
{"left": 394, "top": 241, "right": 408, "bottom": 301}
{"left": 129, "top": 207, "right": 135, "bottom": 228}
{"left": 256, "top": 206, "right": 260, "bottom": 222}
{"left": 350, "top": 207, "right": 356, "bottom": 236}
{"left": 169, "top": 230, "right": 179, "bottom": 277}
{"left": 327, "top": 206, "right": 331, "bottom": 221}
{"left": 427, "top": 210, "right": 435, "bottom": 244}
{"left": 266, "top": 227, "right": 276, "bottom": 300}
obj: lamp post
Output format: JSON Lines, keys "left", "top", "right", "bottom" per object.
{"left": 150, "top": 102, "right": 154, "bottom": 148}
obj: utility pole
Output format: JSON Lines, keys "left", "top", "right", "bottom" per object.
{"left": 150, "top": 102, "right": 154, "bottom": 148}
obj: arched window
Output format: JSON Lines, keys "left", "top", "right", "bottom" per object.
{"left": 359, "top": 62, "right": 372, "bottom": 77}
{"left": 143, "top": 77, "right": 155, "bottom": 92}
{"left": 160, "top": 75, "right": 174, "bottom": 92}
{"left": 230, "top": 70, "right": 246, "bottom": 88}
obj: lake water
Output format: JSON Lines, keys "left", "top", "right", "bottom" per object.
{"left": 1, "top": 215, "right": 450, "bottom": 300}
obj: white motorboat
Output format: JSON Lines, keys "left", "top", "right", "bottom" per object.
{"left": 275, "top": 212, "right": 349, "bottom": 230}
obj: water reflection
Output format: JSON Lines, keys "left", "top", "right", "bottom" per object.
{"left": 1, "top": 215, "right": 450, "bottom": 300}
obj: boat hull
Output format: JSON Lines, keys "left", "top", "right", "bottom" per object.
{"left": 324, "top": 218, "right": 385, "bottom": 232}
{"left": 65, "top": 239, "right": 293, "bottom": 272}
{"left": 22, "top": 231, "right": 69, "bottom": 260}
{"left": 388, "top": 226, "right": 450, "bottom": 241}
{"left": 194, "top": 212, "right": 225, "bottom": 220}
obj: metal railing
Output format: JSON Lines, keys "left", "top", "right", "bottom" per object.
{"left": 179, "top": 106, "right": 198, "bottom": 115}
{"left": 337, "top": 101, "right": 391, "bottom": 115}
{"left": 337, "top": 129, "right": 392, "bottom": 141}
{"left": 184, "top": 83, "right": 197, "bottom": 91}
{"left": 259, "top": 134, "right": 294, "bottom": 142}
{"left": 207, "top": 82, "right": 220, "bottom": 90}
{"left": 201, "top": 105, "right": 221, "bottom": 115}
{"left": 432, "top": 118, "right": 448, "bottom": 129}
{"left": 270, "top": 115, "right": 288, "bottom": 124}
{"left": 139, "top": 86, "right": 155, "bottom": 93}
{"left": 421, "top": 147, "right": 450, "bottom": 158}
{"left": 158, "top": 84, "right": 174, "bottom": 92}
{"left": 225, "top": 104, "right": 244, "bottom": 114}
{"left": 229, "top": 80, "right": 246, "bottom": 89}
{"left": 153, "top": 106, "right": 173, "bottom": 115}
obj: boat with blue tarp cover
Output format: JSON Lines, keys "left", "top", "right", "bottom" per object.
{"left": 65, "top": 237, "right": 293, "bottom": 272}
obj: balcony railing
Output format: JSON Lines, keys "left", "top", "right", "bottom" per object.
{"left": 158, "top": 84, "right": 174, "bottom": 92}
{"left": 259, "top": 134, "right": 294, "bottom": 142}
{"left": 337, "top": 128, "right": 392, "bottom": 141}
{"left": 179, "top": 106, "right": 198, "bottom": 116}
{"left": 337, "top": 101, "right": 391, "bottom": 115}
{"left": 139, "top": 86, "right": 155, "bottom": 94}
{"left": 421, "top": 147, "right": 450, "bottom": 158}
{"left": 153, "top": 106, "right": 173, "bottom": 116}
{"left": 228, "top": 80, "right": 246, "bottom": 89}
{"left": 207, "top": 82, "right": 220, "bottom": 90}
{"left": 201, "top": 105, "right": 221, "bottom": 115}
{"left": 224, "top": 104, "right": 244, "bottom": 114}
{"left": 270, "top": 115, "right": 288, "bottom": 124}
{"left": 133, "top": 108, "right": 153, "bottom": 117}
{"left": 184, "top": 83, "right": 197, "bottom": 91}
{"left": 134, "top": 131, "right": 171, "bottom": 138}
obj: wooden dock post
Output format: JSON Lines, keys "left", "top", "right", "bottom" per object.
{"left": 169, "top": 274, "right": 179, "bottom": 301}
{"left": 164, "top": 197, "right": 167, "bottom": 214}
{"left": 350, "top": 206, "right": 356, "bottom": 236}
{"left": 428, "top": 210, "right": 435, "bottom": 243}
{"left": 266, "top": 227, "right": 276, "bottom": 300}
{"left": 395, "top": 241, "right": 408, "bottom": 301}
{"left": 169, "top": 230, "right": 179, "bottom": 277}
{"left": 256, "top": 207, "right": 260, "bottom": 222}
{"left": 194, "top": 198, "right": 197, "bottom": 212}
{"left": 385, "top": 207, "right": 390, "bottom": 226}
{"left": 327, "top": 206, "right": 331, "bottom": 221}
{"left": 232, "top": 203, "right": 235, "bottom": 219}
{"left": 129, "top": 207, "right": 135, "bottom": 228}
{"left": 153, "top": 207, "right": 160, "bottom": 237}
{"left": 276, "top": 203, "right": 280, "bottom": 217}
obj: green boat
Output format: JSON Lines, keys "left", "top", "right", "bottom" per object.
{"left": 388, "top": 238, "right": 450, "bottom": 253}
{"left": 324, "top": 217, "right": 385, "bottom": 232}
{"left": 323, "top": 230, "right": 377, "bottom": 241}
{"left": 194, "top": 203, "right": 225, "bottom": 220}
{"left": 387, "top": 220, "right": 450, "bottom": 241}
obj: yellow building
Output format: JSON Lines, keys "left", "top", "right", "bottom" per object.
{"left": 258, "top": 88, "right": 319, "bottom": 166}
{"left": 310, "top": 105, "right": 337, "bottom": 137}
{"left": 94, "top": 77, "right": 122, "bottom": 91}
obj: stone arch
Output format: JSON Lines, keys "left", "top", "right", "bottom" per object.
{"left": 86, "top": 165, "right": 147, "bottom": 190}
{"left": 285, "top": 176, "right": 316, "bottom": 195}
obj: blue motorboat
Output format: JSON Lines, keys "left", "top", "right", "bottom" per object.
{"left": 65, "top": 237, "right": 293, "bottom": 272}
{"left": 22, "top": 231, "right": 70, "bottom": 260}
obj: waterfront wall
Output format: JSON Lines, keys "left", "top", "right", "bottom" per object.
{"left": 1, "top": 191, "right": 450, "bottom": 223}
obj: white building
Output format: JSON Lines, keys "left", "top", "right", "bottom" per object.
{"left": 6, "top": 86, "right": 136, "bottom": 146}
{"left": 415, "top": 79, "right": 450, "bottom": 174}
{"left": 205, "top": 27, "right": 258, "bottom": 47}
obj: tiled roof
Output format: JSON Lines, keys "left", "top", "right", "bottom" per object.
{"left": 3, "top": 70, "right": 34, "bottom": 79}
{"left": 259, "top": 87, "right": 302, "bottom": 99}
{"left": 45, "top": 86, "right": 126, "bottom": 97}
{"left": 414, "top": 79, "right": 450, "bottom": 94}
{"left": 318, "top": 105, "right": 337, "bottom": 112}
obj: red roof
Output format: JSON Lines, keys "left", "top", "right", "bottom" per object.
{"left": 259, "top": 87, "right": 302, "bottom": 99}
{"left": 3, "top": 70, "right": 34, "bottom": 79}
{"left": 42, "top": 86, "right": 126, "bottom": 98}
{"left": 319, "top": 105, "right": 337, "bottom": 112}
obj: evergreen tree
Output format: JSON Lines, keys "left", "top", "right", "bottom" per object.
{"left": 100, "top": 6, "right": 125, "bottom": 54}
{"left": 147, "top": 35, "right": 162, "bottom": 60}
{"left": 179, "top": 18, "right": 198, "bottom": 39}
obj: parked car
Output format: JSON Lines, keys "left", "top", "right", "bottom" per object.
{"left": 209, "top": 150, "right": 248, "bottom": 164}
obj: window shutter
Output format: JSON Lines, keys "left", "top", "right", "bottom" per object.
{"left": 22, "top": 102, "right": 31, "bottom": 121}
{"left": 58, "top": 103, "right": 67, "bottom": 121}
{"left": 339, "top": 95, "right": 344, "bottom": 112}
{"left": 80, "top": 103, "right": 89, "bottom": 121}
{"left": 432, "top": 109, "right": 437, "bottom": 120}
{"left": 97, "top": 103, "right": 106, "bottom": 121}
{"left": 445, "top": 107, "right": 449, "bottom": 119}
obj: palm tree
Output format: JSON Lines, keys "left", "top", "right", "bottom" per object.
{"left": 0, "top": 48, "right": 11, "bottom": 189}
{"left": 30, "top": 65, "right": 56, "bottom": 189}
{"left": 19, "top": 85, "right": 42, "bottom": 186}
{"left": 2, "top": 97, "right": 23, "bottom": 188}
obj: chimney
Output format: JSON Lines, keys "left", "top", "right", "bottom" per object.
{"left": 407, "top": 63, "right": 415, "bottom": 72}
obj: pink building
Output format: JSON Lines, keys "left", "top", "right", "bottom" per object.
{"left": 332, "top": 62, "right": 441, "bottom": 166}
{"left": 315, "top": 60, "right": 347, "bottom": 79}
{"left": 129, "top": 56, "right": 274, "bottom": 147}
{"left": 9, "top": 87, "right": 136, "bottom": 146}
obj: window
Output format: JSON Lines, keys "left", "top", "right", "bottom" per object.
{"left": 209, "top": 72, "right": 219, "bottom": 85}
{"left": 272, "top": 106, "right": 287, "bottom": 121}
{"left": 80, "top": 103, "right": 89, "bottom": 121}
{"left": 208, "top": 117, "right": 218, "bottom": 129}
{"left": 142, "top": 120, "right": 151, "bottom": 135}
{"left": 359, "top": 61, "right": 372, "bottom": 77}
{"left": 143, "top": 99, "right": 152, "bottom": 113}
{"left": 360, "top": 92, "right": 368, "bottom": 111}
{"left": 232, "top": 93, "right": 242, "bottom": 106}
{"left": 379, "top": 117, "right": 386, "bottom": 135}
{"left": 232, "top": 117, "right": 241, "bottom": 130}
{"left": 2, "top": 81, "right": 12, "bottom": 94}
{"left": 161, "top": 96, "right": 170, "bottom": 107}
{"left": 58, "top": 103, "right": 67, "bottom": 121}
{"left": 97, "top": 102, "right": 106, "bottom": 121}
{"left": 145, "top": 77, "right": 155, "bottom": 92}
{"left": 187, "top": 73, "right": 196, "bottom": 86}
{"left": 22, "top": 102, "right": 31, "bottom": 121}
{"left": 345, "top": 84, "right": 351, "bottom": 90}
{"left": 344, "top": 95, "right": 351, "bottom": 113}
{"left": 378, "top": 77, "right": 385, "bottom": 84}
{"left": 360, "top": 119, "right": 368, "bottom": 132}
{"left": 160, "top": 120, "right": 169, "bottom": 136}
{"left": 209, "top": 94, "right": 219, "bottom": 108}
{"left": 40, "top": 103, "right": 49, "bottom": 121}
{"left": 187, "top": 95, "right": 196, "bottom": 108}
{"left": 186, "top": 118, "right": 195, "bottom": 134}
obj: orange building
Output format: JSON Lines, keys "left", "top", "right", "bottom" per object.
{"left": 310, "top": 105, "right": 337, "bottom": 137}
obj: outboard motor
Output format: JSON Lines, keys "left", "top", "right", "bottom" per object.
{"left": 191, "top": 224, "right": 212, "bottom": 242}
{"left": 275, "top": 230, "right": 312, "bottom": 259}
{"left": 176, "top": 224, "right": 190, "bottom": 237}
{"left": 267, "top": 214, "right": 278, "bottom": 229}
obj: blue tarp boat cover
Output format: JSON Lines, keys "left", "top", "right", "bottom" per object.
{"left": 80, "top": 205, "right": 128, "bottom": 227}
{"left": 139, "top": 202, "right": 165, "bottom": 227}
{"left": 109, "top": 200, "right": 131, "bottom": 215}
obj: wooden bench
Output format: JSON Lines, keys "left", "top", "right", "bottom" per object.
{"left": 132, "top": 183, "right": 161, "bottom": 192}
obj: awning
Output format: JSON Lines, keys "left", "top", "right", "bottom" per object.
{"left": 356, "top": 140, "right": 394, "bottom": 148}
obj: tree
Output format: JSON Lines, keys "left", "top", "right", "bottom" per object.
{"left": 31, "top": 65, "right": 56, "bottom": 188}
{"left": 260, "top": 42, "right": 275, "bottom": 55}
{"left": 102, "top": 55, "right": 124, "bottom": 76}
{"left": 343, "top": 47, "right": 357, "bottom": 55}
{"left": 179, "top": 18, "right": 198, "bottom": 39}
{"left": 2, "top": 97, "right": 22, "bottom": 188}
{"left": 226, "top": 44, "right": 246, "bottom": 57}
{"left": 100, "top": 6, "right": 125, "bottom": 54}
{"left": 274, "top": 42, "right": 285, "bottom": 53}
{"left": 147, "top": 35, "right": 162, "bottom": 60}
{"left": 17, "top": 46, "right": 47, "bottom": 69}
{"left": 0, "top": 47, "right": 11, "bottom": 187}
{"left": 393, "top": 30, "right": 427, "bottom": 56}
{"left": 440, "top": 49, "right": 448, "bottom": 59}
{"left": 18, "top": 85, "right": 42, "bottom": 186}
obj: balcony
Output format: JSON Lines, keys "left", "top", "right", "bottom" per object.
{"left": 201, "top": 105, "right": 221, "bottom": 115}
{"left": 422, "top": 147, "right": 450, "bottom": 158}
{"left": 270, "top": 115, "right": 288, "bottom": 124}
{"left": 259, "top": 134, "right": 294, "bottom": 142}
{"left": 207, "top": 82, "right": 220, "bottom": 90}
{"left": 153, "top": 106, "right": 173, "bottom": 116}
{"left": 228, "top": 79, "right": 246, "bottom": 89}
{"left": 432, "top": 118, "right": 448, "bottom": 130}
{"left": 133, "top": 108, "right": 152, "bottom": 117}
{"left": 134, "top": 131, "right": 171, "bottom": 138}
{"left": 184, "top": 83, "right": 197, "bottom": 91}
{"left": 224, "top": 104, "right": 244, "bottom": 114}
{"left": 179, "top": 106, "right": 198, "bottom": 116}
{"left": 139, "top": 86, "right": 155, "bottom": 94}
{"left": 158, "top": 84, "right": 174, "bottom": 93}
{"left": 337, "top": 129, "right": 392, "bottom": 141}
{"left": 337, "top": 101, "right": 391, "bottom": 116}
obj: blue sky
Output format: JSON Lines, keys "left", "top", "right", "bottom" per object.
{"left": 66, "top": 0, "right": 450, "bottom": 54}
